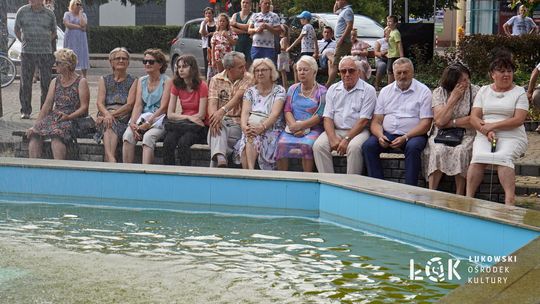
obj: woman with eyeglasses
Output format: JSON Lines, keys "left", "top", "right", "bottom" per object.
{"left": 276, "top": 56, "right": 326, "bottom": 172}
{"left": 26, "top": 48, "right": 90, "bottom": 159}
{"left": 162, "top": 54, "right": 208, "bottom": 166}
{"left": 235, "top": 58, "right": 286, "bottom": 170}
{"left": 422, "top": 63, "right": 479, "bottom": 195}
{"left": 63, "top": 0, "right": 89, "bottom": 77}
{"left": 94, "top": 47, "right": 137, "bottom": 162}
{"left": 122, "top": 48, "right": 171, "bottom": 164}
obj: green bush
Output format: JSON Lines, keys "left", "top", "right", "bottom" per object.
{"left": 458, "top": 34, "right": 540, "bottom": 85}
{"left": 87, "top": 26, "right": 181, "bottom": 54}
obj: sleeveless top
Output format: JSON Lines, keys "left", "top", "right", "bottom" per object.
{"left": 206, "top": 24, "right": 216, "bottom": 48}
{"left": 235, "top": 11, "right": 253, "bottom": 45}
{"left": 103, "top": 74, "right": 136, "bottom": 107}
{"left": 141, "top": 74, "right": 168, "bottom": 113}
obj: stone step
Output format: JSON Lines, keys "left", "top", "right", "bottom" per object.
{"left": 516, "top": 175, "right": 540, "bottom": 195}
{"left": 515, "top": 194, "right": 540, "bottom": 211}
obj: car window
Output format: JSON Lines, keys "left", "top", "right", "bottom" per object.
{"left": 7, "top": 18, "right": 15, "bottom": 37}
{"left": 184, "top": 21, "right": 201, "bottom": 39}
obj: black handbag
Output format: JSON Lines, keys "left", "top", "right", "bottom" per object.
{"left": 72, "top": 115, "right": 96, "bottom": 138}
{"left": 164, "top": 117, "right": 197, "bottom": 132}
{"left": 434, "top": 127, "right": 465, "bottom": 146}
{"left": 433, "top": 85, "right": 472, "bottom": 147}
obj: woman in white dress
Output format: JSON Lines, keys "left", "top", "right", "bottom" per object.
{"left": 466, "top": 54, "right": 529, "bottom": 205}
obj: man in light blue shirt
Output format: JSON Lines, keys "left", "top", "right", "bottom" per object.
{"left": 363, "top": 58, "right": 433, "bottom": 186}
{"left": 326, "top": 0, "right": 354, "bottom": 87}
{"left": 503, "top": 5, "right": 538, "bottom": 36}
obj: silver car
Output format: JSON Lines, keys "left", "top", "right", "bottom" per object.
{"left": 288, "top": 13, "right": 384, "bottom": 48}
{"left": 169, "top": 18, "right": 205, "bottom": 74}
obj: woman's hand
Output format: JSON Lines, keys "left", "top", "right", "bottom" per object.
{"left": 288, "top": 121, "right": 303, "bottom": 133}
{"left": 138, "top": 121, "right": 151, "bottom": 132}
{"left": 26, "top": 127, "right": 35, "bottom": 138}
{"left": 487, "top": 131, "right": 496, "bottom": 142}
{"left": 58, "top": 112, "right": 71, "bottom": 121}
{"left": 479, "top": 121, "right": 495, "bottom": 135}
{"left": 449, "top": 81, "right": 467, "bottom": 103}
{"left": 253, "top": 123, "right": 265, "bottom": 135}
{"left": 103, "top": 113, "right": 115, "bottom": 129}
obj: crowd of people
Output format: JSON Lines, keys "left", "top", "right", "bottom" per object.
{"left": 14, "top": 0, "right": 536, "bottom": 206}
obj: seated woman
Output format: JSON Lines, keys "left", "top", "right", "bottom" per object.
{"left": 163, "top": 54, "right": 208, "bottom": 166}
{"left": 94, "top": 47, "right": 137, "bottom": 162}
{"left": 276, "top": 56, "right": 326, "bottom": 172}
{"left": 27, "top": 48, "right": 90, "bottom": 160}
{"left": 122, "top": 48, "right": 171, "bottom": 164}
{"left": 422, "top": 63, "right": 479, "bottom": 195}
{"left": 236, "top": 58, "right": 286, "bottom": 170}
{"left": 466, "top": 53, "right": 529, "bottom": 205}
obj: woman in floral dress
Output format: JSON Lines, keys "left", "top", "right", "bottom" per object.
{"left": 27, "top": 48, "right": 90, "bottom": 159}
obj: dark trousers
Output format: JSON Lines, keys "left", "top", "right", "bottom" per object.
{"left": 163, "top": 121, "right": 207, "bottom": 165}
{"left": 363, "top": 131, "right": 427, "bottom": 186}
{"left": 19, "top": 53, "right": 54, "bottom": 115}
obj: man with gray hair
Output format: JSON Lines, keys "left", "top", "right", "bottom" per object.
{"left": 313, "top": 56, "right": 376, "bottom": 174}
{"left": 15, "top": 0, "right": 57, "bottom": 119}
{"left": 363, "top": 58, "right": 433, "bottom": 186}
{"left": 207, "top": 51, "right": 253, "bottom": 167}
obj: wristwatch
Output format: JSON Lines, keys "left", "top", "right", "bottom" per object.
{"left": 344, "top": 136, "right": 351, "bottom": 142}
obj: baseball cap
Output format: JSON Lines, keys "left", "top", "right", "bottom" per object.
{"left": 297, "top": 11, "right": 312, "bottom": 20}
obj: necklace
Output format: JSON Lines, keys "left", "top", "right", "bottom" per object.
{"left": 301, "top": 83, "right": 316, "bottom": 97}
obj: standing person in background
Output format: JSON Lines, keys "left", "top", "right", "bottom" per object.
{"left": 15, "top": 0, "right": 57, "bottom": 119}
{"left": 200, "top": 7, "right": 216, "bottom": 78}
{"left": 386, "top": 15, "right": 404, "bottom": 84}
{"left": 374, "top": 27, "right": 390, "bottom": 91}
{"left": 247, "top": 0, "right": 281, "bottom": 63}
{"left": 63, "top": 0, "right": 89, "bottom": 77}
{"left": 503, "top": 4, "right": 538, "bottom": 36}
{"left": 230, "top": 0, "right": 253, "bottom": 68}
{"left": 277, "top": 24, "right": 290, "bottom": 89}
{"left": 211, "top": 14, "right": 238, "bottom": 73}
{"left": 287, "top": 11, "right": 318, "bottom": 83}
{"left": 326, "top": 0, "right": 354, "bottom": 88}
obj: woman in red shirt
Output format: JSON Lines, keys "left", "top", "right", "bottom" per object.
{"left": 163, "top": 54, "right": 209, "bottom": 165}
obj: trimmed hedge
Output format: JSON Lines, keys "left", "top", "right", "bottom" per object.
{"left": 458, "top": 34, "right": 540, "bottom": 81}
{"left": 87, "top": 26, "right": 181, "bottom": 54}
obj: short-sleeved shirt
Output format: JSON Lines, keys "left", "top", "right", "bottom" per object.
{"left": 387, "top": 29, "right": 401, "bottom": 58}
{"left": 301, "top": 23, "right": 316, "bottom": 53}
{"left": 505, "top": 15, "right": 537, "bottom": 35}
{"left": 208, "top": 71, "right": 253, "bottom": 124}
{"left": 351, "top": 39, "right": 370, "bottom": 62}
{"left": 323, "top": 79, "right": 377, "bottom": 130}
{"left": 318, "top": 39, "right": 337, "bottom": 54}
{"left": 249, "top": 11, "right": 281, "bottom": 49}
{"left": 171, "top": 81, "right": 209, "bottom": 116}
{"left": 14, "top": 4, "right": 57, "bottom": 54}
{"left": 375, "top": 79, "right": 433, "bottom": 134}
{"left": 335, "top": 5, "right": 354, "bottom": 40}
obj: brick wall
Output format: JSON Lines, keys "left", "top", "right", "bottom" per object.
{"left": 9, "top": 138, "right": 506, "bottom": 203}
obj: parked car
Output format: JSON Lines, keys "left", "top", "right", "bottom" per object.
{"left": 169, "top": 18, "right": 205, "bottom": 74}
{"left": 288, "top": 13, "right": 384, "bottom": 49}
{"left": 7, "top": 13, "right": 65, "bottom": 64}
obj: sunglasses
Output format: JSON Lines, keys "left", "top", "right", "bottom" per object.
{"left": 142, "top": 59, "right": 157, "bottom": 65}
{"left": 339, "top": 68, "right": 357, "bottom": 75}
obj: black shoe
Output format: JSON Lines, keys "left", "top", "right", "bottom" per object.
{"left": 20, "top": 113, "right": 30, "bottom": 119}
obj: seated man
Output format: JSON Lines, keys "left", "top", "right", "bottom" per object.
{"left": 317, "top": 26, "right": 337, "bottom": 70}
{"left": 313, "top": 56, "right": 377, "bottom": 174}
{"left": 363, "top": 57, "right": 433, "bottom": 186}
{"left": 207, "top": 51, "right": 253, "bottom": 167}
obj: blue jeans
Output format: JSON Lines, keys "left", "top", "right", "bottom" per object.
{"left": 251, "top": 47, "right": 276, "bottom": 64}
{"left": 363, "top": 131, "right": 427, "bottom": 186}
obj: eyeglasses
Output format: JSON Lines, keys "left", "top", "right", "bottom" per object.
{"left": 113, "top": 57, "right": 129, "bottom": 62}
{"left": 142, "top": 59, "right": 156, "bottom": 65}
{"left": 339, "top": 68, "right": 357, "bottom": 75}
{"left": 254, "top": 68, "right": 270, "bottom": 74}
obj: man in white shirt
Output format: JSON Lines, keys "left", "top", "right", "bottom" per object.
{"left": 363, "top": 58, "right": 433, "bottom": 186}
{"left": 313, "top": 56, "right": 377, "bottom": 174}
{"left": 247, "top": 0, "right": 281, "bottom": 63}
{"left": 317, "top": 26, "right": 337, "bottom": 70}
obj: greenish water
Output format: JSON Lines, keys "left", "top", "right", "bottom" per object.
{"left": 0, "top": 200, "right": 473, "bottom": 303}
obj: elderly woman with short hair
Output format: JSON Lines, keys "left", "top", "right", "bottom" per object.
{"left": 276, "top": 56, "right": 327, "bottom": 172}
{"left": 122, "top": 48, "right": 171, "bottom": 164}
{"left": 94, "top": 47, "right": 137, "bottom": 162}
{"left": 27, "top": 48, "right": 90, "bottom": 159}
{"left": 235, "top": 58, "right": 286, "bottom": 170}
{"left": 63, "top": 0, "right": 89, "bottom": 77}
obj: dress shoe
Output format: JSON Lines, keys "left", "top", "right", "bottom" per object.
{"left": 216, "top": 154, "right": 228, "bottom": 168}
